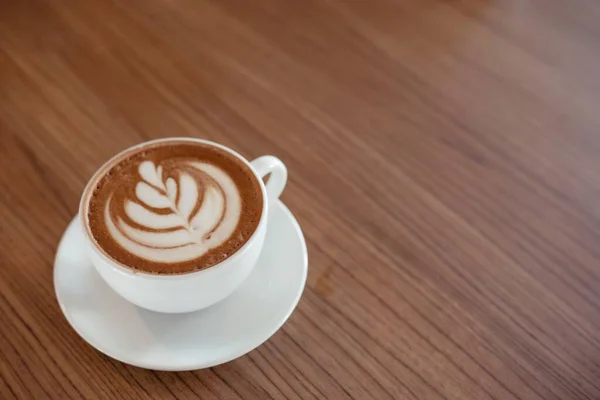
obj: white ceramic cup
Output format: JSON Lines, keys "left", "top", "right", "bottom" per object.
{"left": 79, "top": 137, "right": 287, "bottom": 313}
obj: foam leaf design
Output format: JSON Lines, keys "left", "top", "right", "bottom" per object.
{"left": 156, "top": 165, "right": 163, "bottom": 184}
{"left": 105, "top": 160, "right": 243, "bottom": 263}
{"left": 139, "top": 161, "right": 164, "bottom": 189}
{"left": 134, "top": 161, "right": 196, "bottom": 230}
{"left": 136, "top": 182, "right": 171, "bottom": 209}
{"left": 125, "top": 200, "right": 181, "bottom": 229}
{"left": 177, "top": 173, "right": 198, "bottom": 221}
{"left": 190, "top": 186, "right": 223, "bottom": 235}
{"left": 166, "top": 177, "right": 177, "bottom": 202}
{"left": 118, "top": 218, "right": 194, "bottom": 247}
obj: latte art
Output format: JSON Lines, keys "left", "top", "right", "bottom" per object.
{"left": 86, "top": 142, "right": 263, "bottom": 274}
{"left": 105, "top": 160, "right": 242, "bottom": 263}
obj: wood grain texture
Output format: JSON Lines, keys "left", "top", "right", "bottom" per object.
{"left": 1, "top": 0, "right": 600, "bottom": 398}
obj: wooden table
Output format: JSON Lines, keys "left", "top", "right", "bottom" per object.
{"left": 2, "top": 1, "right": 600, "bottom": 399}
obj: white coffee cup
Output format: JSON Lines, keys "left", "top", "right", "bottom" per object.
{"left": 79, "top": 137, "right": 287, "bottom": 313}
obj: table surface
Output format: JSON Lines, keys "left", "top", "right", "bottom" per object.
{"left": 2, "top": 1, "right": 600, "bottom": 399}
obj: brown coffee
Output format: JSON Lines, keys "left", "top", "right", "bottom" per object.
{"left": 83, "top": 140, "right": 263, "bottom": 275}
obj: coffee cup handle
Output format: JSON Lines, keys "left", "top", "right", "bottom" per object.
{"left": 251, "top": 156, "right": 287, "bottom": 203}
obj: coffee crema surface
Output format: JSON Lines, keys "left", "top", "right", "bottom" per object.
{"left": 85, "top": 142, "right": 263, "bottom": 274}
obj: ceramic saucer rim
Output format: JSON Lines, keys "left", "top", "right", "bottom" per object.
{"left": 54, "top": 200, "right": 307, "bottom": 371}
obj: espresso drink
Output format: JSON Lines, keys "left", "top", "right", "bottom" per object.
{"left": 84, "top": 141, "right": 263, "bottom": 275}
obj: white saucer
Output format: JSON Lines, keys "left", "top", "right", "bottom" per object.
{"left": 54, "top": 200, "right": 307, "bottom": 371}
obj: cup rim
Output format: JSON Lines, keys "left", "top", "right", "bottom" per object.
{"left": 78, "top": 137, "right": 269, "bottom": 280}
